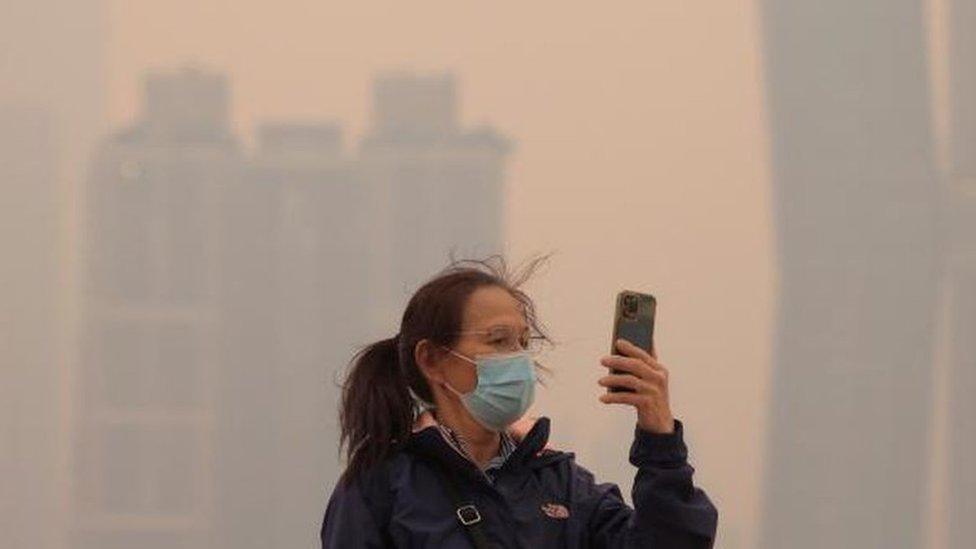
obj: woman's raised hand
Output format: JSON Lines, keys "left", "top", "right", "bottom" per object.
{"left": 597, "top": 339, "right": 675, "bottom": 434}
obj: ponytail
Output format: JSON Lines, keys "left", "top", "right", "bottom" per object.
{"left": 339, "top": 334, "right": 416, "bottom": 482}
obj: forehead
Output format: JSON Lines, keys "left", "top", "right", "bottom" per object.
{"left": 462, "top": 285, "right": 527, "bottom": 330}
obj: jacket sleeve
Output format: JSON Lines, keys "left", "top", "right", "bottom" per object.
{"left": 576, "top": 419, "right": 718, "bottom": 548}
{"left": 320, "top": 476, "right": 389, "bottom": 549}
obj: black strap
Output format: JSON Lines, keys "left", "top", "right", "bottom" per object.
{"left": 432, "top": 461, "right": 495, "bottom": 549}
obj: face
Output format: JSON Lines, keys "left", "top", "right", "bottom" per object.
{"left": 420, "top": 285, "right": 530, "bottom": 394}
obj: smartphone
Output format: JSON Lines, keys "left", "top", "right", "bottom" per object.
{"left": 608, "top": 290, "right": 656, "bottom": 393}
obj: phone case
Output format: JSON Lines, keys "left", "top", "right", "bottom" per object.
{"left": 609, "top": 290, "right": 656, "bottom": 393}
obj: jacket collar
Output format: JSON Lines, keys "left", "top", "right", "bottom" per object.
{"left": 403, "top": 412, "right": 565, "bottom": 481}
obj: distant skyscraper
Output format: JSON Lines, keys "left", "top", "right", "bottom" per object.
{"left": 1, "top": 2, "right": 103, "bottom": 548}
{"left": 0, "top": 104, "right": 62, "bottom": 549}
{"left": 77, "top": 67, "right": 239, "bottom": 549}
{"left": 227, "top": 120, "right": 369, "bottom": 548}
{"left": 759, "top": 1, "right": 941, "bottom": 548}
{"left": 142, "top": 70, "right": 234, "bottom": 144}
{"left": 371, "top": 72, "right": 459, "bottom": 141}
{"left": 361, "top": 72, "right": 511, "bottom": 313}
{"left": 78, "top": 67, "right": 509, "bottom": 549}
{"left": 946, "top": 2, "right": 976, "bottom": 546}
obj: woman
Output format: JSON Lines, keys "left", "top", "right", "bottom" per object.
{"left": 321, "top": 257, "right": 718, "bottom": 548}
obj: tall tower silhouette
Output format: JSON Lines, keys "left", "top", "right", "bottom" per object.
{"left": 946, "top": 1, "right": 976, "bottom": 546}
{"left": 1, "top": 2, "right": 103, "bottom": 548}
{"left": 233, "top": 121, "right": 369, "bottom": 548}
{"left": 77, "top": 68, "right": 238, "bottom": 549}
{"left": 76, "top": 67, "right": 510, "bottom": 548}
{"left": 759, "top": 1, "right": 941, "bottom": 547}
{"left": 360, "top": 72, "right": 511, "bottom": 314}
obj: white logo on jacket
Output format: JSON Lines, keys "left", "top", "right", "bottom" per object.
{"left": 540, "top": 502, "right": 570, "bottom": 519}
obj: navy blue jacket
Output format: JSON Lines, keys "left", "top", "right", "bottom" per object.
{"left": 320, "top": 418, "right": 718, "bottom": 548}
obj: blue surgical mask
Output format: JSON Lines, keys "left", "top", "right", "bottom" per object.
{"left": 442, "top": 348, "right": 537, "bottom": 431}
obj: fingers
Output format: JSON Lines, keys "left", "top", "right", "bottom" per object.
{"left": 598, "top": 390, "right": 643, "bottom": 406}
{"left": 600, "top": 354, "right": 641, "bottom": 374}
{"left": 598, "top": 373, "right": 657, "bottom": 393}
{"left": 614, "top": 338, "right": 656, "bottom": 362}
{"left": 599, "top": 354, "right": 667, "bottom": 380}
{"left": 613, "top": 339, "right": 660, "bottom": 368}
{"left": 599, "top": 340, "right": 673, "bottom": 431}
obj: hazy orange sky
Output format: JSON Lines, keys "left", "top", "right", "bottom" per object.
{"left": 107, "top": 2, "right": 774, "bottom": 546}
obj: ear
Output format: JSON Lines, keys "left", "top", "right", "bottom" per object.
{"left": 414, "top": 339, "right": 448, "bottom": 385}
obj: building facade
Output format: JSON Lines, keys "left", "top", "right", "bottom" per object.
{"left": 1, "top": 2, "right": 104, "bottom": 548}
{"left": 946, "top": 2, "right": 976, "bottom": 546}
{"left": 77, "top": 68, "right": 510, "bottom": 548}
{"left": 77, "top": 68, "right": 239, "bottom": 549}
{"left": 759, "top": 1, "right": 942, "bottom": 547}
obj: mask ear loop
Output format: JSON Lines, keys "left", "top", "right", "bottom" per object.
{"left": 442, "top": 380, "right": 466, "bottom": 398}
{"left": 440, "top": 346, "right": 477, "bottom": 396}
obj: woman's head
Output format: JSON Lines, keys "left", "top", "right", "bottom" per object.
{"left": 339, "top": 254, "right": 551, "bottom": 480}
{"left": 412, "top": 284, "right": 535, "bottom": 396}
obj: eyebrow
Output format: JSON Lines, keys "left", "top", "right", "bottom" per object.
{"left": 481, "top": 323, "right": 530, "bottom": 334}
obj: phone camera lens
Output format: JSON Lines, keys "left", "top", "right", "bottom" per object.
{"left": 623, "top": 295, "right": 638, "bottom": 316}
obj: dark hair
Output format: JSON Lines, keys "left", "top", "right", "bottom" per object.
{"left": 338, "top": 253, "right": 552, "bottom": 481}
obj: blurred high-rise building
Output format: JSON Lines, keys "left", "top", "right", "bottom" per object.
{"left": 371, "top": 72, "right": 459, "bottom": 141}
{"left": 759, "top": 1, "right": 941, "bottom": 547}
{"left": 1, "top": 104, "right": 63, "bottom": 549}
{"left": 945, "top": 2, "right": 976, "bottom": 546}
{"left": 77, "top": 67, "right": 240, "bottom": 549}
{"left": 76, "top": 67, "right": 510, "bottom": 548}
{"left": 228, "top": 121, "right": 368, "bottom": 548}
{"left": 1, "top": 2, "right": 104, "bottom": 549}
{"left": 361, "top": 72, "right": 511, "bottom": 314}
